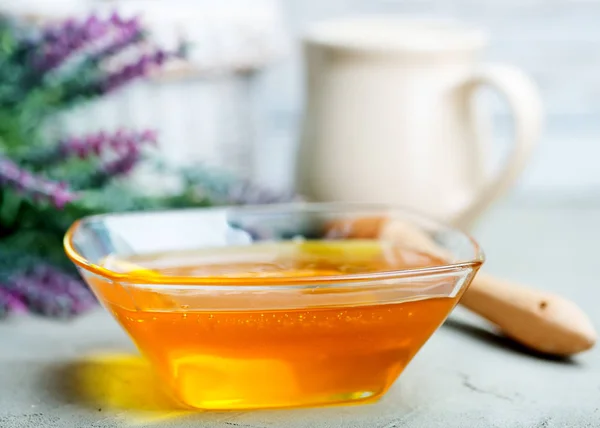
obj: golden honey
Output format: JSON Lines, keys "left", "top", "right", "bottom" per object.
{"left": 94, "top": 241, "right": 463, "bottom": 410}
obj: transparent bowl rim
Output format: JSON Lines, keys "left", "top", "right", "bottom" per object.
{"left": 63, "top": 202, "right": 485, "bottom": 289}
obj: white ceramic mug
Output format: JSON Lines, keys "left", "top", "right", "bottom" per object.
{"left": 296, "top": 17, "right": 542, "bottom": 230}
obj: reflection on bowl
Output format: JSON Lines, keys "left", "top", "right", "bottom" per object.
{"left": 64, "top": 203, "right": 483, "bottom": 410}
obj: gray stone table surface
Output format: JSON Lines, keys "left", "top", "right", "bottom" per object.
{"left": 1, "top": 204, "right": 599, "bottom": 428}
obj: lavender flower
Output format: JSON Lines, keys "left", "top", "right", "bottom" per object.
{"left": 34, "top": 14, "right": 112, "bottom": 71}
{"left": 3, "top": 276, "right": 90, "bottom": 318}
{"left": 0, "top": 156, "right": 77, "bottom": 208}
{"left": 27, "top": 265, "right": 96, "bottom": 311}
{"left": 0, "top": 287, "right": 27, "bottom": 318}
{"left": 0, "top": 263, "right": 96, "bottom": 318}
{"left": 34, "top": 13, "right": 144, "bottom": 72}
{"left": 75, "top": 143, "right": 144, "bottom": 189}
{"left": 99, "top": 46, "right": 185, "bottom": 94}
{"left": 28, "top": 12, "right": 184, "bottom": 103}
{"left": 9, "top": 277, "right": 75, "bottom": 318}
{"left": 24, "top": 129, "right": 157, "bottom": 165}
{"left": 88, "top": 18, "right": 145, "bottom": 64}
{"left": 99, "top": 149, "right": 141, "bottom": 177}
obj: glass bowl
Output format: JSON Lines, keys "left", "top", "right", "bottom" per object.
{"left": 64, "top": 203, "right": 483, "bottom": 410}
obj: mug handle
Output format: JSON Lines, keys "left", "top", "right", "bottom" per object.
{"left": 453, "top": 64, "right": 543, "bottom": 230}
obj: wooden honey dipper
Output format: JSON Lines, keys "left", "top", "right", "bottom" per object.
{"left": 328, "top": 216, "right": 597, "bottom": 357}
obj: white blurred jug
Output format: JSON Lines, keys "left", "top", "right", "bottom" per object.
{"left": 296, "top": 17, "right": 542, "bottom": 230}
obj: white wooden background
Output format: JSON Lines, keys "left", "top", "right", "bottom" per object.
{"left": 252, "top": 0, "right": 600, "bottom": 202}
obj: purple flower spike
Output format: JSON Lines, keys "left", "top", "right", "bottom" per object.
{"left": 140, "top": 129, "right": 158, "bottom": 145}
{"left": 109, "top": 11, "right": 127, "bottom": 27}
{"left": 0, "top": 287, "right": 27, "bottom": 317}
{"left": 89, "top": 16, "right": 145, "bottom": 64}
{"left": 59, "top": 129, "right": 157, "bottom": 159}
{"left": 101, "top": 149, "right": 141, "bottom": 178}
{"left": 24, "top": 129, "right": 158, "bottom": 168}
{"left": 0, "top": 156, "right": 78, "bottom": 209}
{"left": 5, "top": 276, "right": 76, "bottom": 318}
{"left": 84, "top": 15, "right": 106, "bottom": 39}
{"left": 77, "top": 134, "right": 151, "bottom": 189}
{"left": 34, "top": 13, "right": 137, "bottom": 72}
{"left": 29, "top": 265, "right": 97, "bottom": 312}
{"left": 100, "top": 47, "right": 183, "bottom": 94}
{"left": 3, "top": 265, "right": 97, "bottom": 318}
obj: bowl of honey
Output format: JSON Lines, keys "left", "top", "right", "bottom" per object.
{"left": 64, "top": 203, "right": 483, "bottom": 410}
